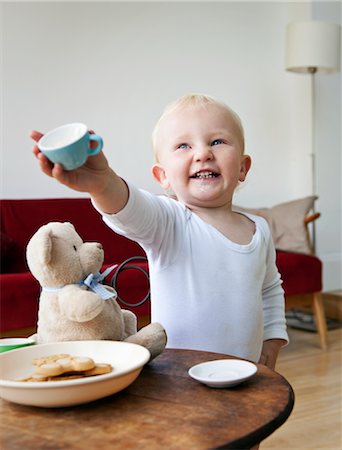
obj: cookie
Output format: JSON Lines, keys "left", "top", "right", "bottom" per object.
{"left": 71, "top": 357, "right": 95, "bottom": 371}
{"left": 35, "top": 362, "right": 66, "bottom": 376}
{"left": 44, "top": 364, "right": 112, "bottom": 382}
{"left": 33, "top": 354, "right": 70, "bottom": 366}
{"left": 18, "top": 354, "right": 112, "bottom": 382}
{"left": 46, "top": 374, "right": 85, "bottom": 382}
{"left": 83, "top": 363, "right": 112, "bottom": 376}
{"left": 33, "top": 354, "right": 96, "bottom": 377}
{"left": 54, "top": 357, "right": 75, "bottom": 372}
{"left": 19, "top": 373, "right": 49, "bottom": 382}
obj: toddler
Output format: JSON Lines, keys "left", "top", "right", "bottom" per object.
{"left": 31, "top": 94, "right": 288, "bottom": 370}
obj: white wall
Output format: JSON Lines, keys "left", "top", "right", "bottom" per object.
{"left": 1, "top": 2, "right": 341, "bottom": 290}
{"left": 312, "top": 1, "right": 342, "bottom": 292}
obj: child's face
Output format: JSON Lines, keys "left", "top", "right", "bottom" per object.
{"left": 152, "top": 103, "right": 251, "bottom": 209}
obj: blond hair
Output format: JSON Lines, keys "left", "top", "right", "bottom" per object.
{"left": 152, "top": 94, "right": 245, "bottom": 161}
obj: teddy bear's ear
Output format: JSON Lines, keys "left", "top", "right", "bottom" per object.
{"left": 64, "top": 222, "right": 76, "bottom": 231}
{"left": 33, "top": 228, "right": 54, "bottom": 266}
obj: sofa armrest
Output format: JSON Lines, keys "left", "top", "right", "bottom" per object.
{"left": 0, "top": 272, "right": 40, "bottom": 333}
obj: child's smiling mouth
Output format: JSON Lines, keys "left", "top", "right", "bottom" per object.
{"left": 190, "top": 171, "right": 220, "bottom": 179}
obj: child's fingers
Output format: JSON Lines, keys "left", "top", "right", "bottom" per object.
{"left": 30, "top": 130, "right": 44, "bottom": 142}
{"left": 51, "top": 163, "right": 66, "bottom": 181}
{"left": 52, "top": 164, "right": 81, "bottom": 189}
{"left": 39, "top": 157, "right": 72, "bottom": 185}
{"left": 31, "top": 130, "right": 60, "bottom": 178}
{"left": 32, "top": 145, "right": 40, "bottom": 158}
{"left": 88, "top": 129, "right": 100, "bottom": 150}
{"left": 258, "top": 353, "right": 267, "bottom": 366}
{"left": 37, "top": 152, "right": 54, "bottom": 177}
{"left": 30, "top": 130, "right": 44, "bottom": 158}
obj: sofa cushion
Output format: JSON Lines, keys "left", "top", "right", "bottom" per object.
{"left": 0, "top": 262, "right": 150, "bottom": 333}
{"left": 0, "top": 198, "right": 146, "bottom": 273}
{"left": 103, "top": 260, "right": 150, "bottom": 319}
{"left": 0, "top": 232, "right": 21, "bottom": 273}
{"left": 0, "top": 272, "right": 40, "bottom": 331}
{"left": 276, "top": 250, "right": 322, "bottom": 296}
{"left": 235, "top": 196, "right": 317, "bottom": 254}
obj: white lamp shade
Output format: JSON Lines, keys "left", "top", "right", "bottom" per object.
{"left": 286, "top": 21, "right": 340, "bottom": 73}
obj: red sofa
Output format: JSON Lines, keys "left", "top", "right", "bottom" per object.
{"left": 0, "top": 198, "right": 323, "bottom": 341}
{"left": 0, "top": 198, "right": 150, "bottom": 335}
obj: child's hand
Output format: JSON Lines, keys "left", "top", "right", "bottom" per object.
{"left": 30, "top": 130, "right": 111, "bottom": 196}
{"left": 30, "top": 130, "right": 129, "bottom": 214}
{"left": 258, "top": 339, "right": 286, "bottom": 371}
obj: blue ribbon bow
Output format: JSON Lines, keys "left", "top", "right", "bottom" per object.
{"left": 42, "top": 264, "right": 118, "bottom": 300}
{"left": 81, "top": 264, "right": 118, "bottom": 300}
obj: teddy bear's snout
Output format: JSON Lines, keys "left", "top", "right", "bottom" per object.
{"left": 79, "top": 242, "right": 105, "bottom": 276}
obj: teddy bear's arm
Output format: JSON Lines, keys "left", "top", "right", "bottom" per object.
{"left": 58, "top": 285, "right": 104, "bottom": 322}
{"left": 121, "top": 310, "right": 138, "bottom": 338}
{"left": 124, "top": 323, "right": 167, "bottom": 361}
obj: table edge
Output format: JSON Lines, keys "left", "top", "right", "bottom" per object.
{"left": 215, "top": 379, "right": 295, "bottom": 449}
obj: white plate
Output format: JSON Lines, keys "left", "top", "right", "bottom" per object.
{"left": 0, "top": 340, "right": 150, "bottom": 407}
{"left": 0, "top": 338, "right": 36, "bottom": 353}
{"left": 188, "top": 359, "right": 257, "bottom": 388}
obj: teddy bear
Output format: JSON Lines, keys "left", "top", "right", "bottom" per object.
{"left": 26, "top": 221, "right": 167, "bottom": 360}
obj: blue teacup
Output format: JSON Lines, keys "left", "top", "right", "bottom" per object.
{"left": 38, "top": 123, "right": 103, "bottom": 170}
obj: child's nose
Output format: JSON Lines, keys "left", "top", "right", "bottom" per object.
{"left": 194, "top": 145, "right": 214, "bottom": 161}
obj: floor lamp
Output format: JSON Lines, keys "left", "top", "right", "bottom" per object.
{"left": 285, "top": 21, "right": 340, "bottom": 252}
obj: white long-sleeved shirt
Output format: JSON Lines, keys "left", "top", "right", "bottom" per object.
{"left": 97, "top": 183, "right": 288, "bottom": 362}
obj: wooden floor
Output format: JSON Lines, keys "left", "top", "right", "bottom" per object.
{"left": 262, "top": 327, "right": 342, "bottom": 450}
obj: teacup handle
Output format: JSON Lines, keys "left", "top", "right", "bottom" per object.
{"left": 88, "top": 134, "right": 103, "bottom": 155}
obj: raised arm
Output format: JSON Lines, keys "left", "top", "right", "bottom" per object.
{"left": 30, "top": 130, "right": 128, "bottom": 214}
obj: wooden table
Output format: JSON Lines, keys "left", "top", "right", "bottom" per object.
{"left": 0, "top": 349, "right": 294, "bottom": 449}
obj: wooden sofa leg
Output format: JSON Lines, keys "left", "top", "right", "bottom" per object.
{"left": 313, "top": 293, "right": 328, "bottom": 350}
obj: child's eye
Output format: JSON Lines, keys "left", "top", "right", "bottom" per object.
{"left": 211, "top": 139, "right": 224, "bottom": 146}
{"left": 177, "top": 143, "right": 190, "bottom": 149}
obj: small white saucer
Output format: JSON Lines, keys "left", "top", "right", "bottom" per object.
{"left": 188, "top": 359, "right": 257, "bottom": 388}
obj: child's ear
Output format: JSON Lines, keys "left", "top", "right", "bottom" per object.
{"left": 151, "top": 163, "right": 171, "bottom": 190}
{"left": 238, "top": 155, "right": 252, "bottom": 182}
